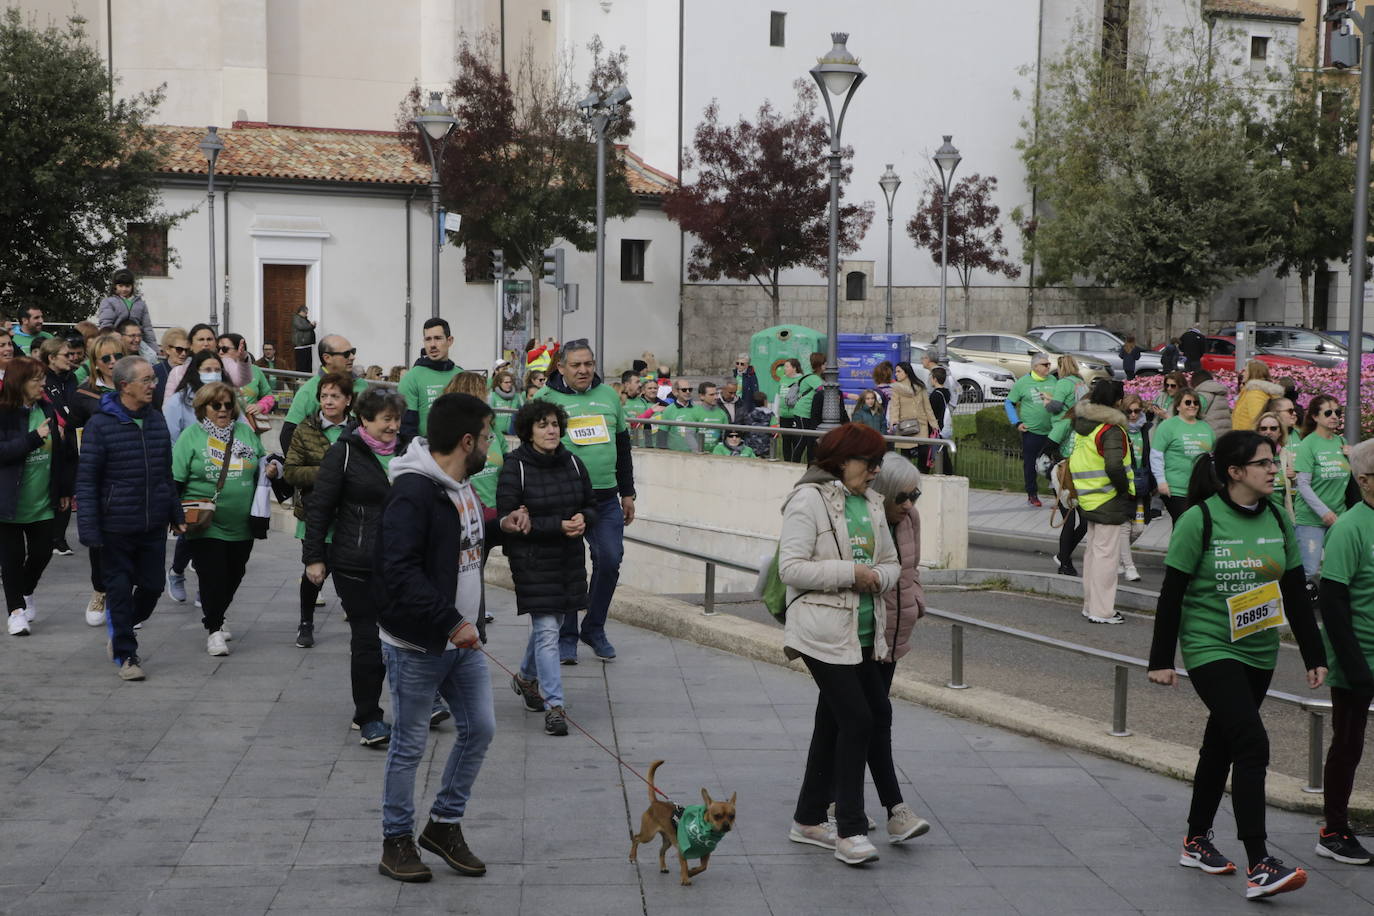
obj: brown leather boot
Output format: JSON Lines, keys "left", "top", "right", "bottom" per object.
{"left": 378, "top": 834, "right": 432, "bottom": 883}
{"left": 418, "top": 819, "right": 486, "bottom": 876}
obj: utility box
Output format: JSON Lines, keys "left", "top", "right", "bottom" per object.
{"left": 1234, "top": 320, "right": 1253, "bottom": 372}
{"left": 749, "top": 325, "right": 826, "bottom": 401}
{"left": 838, "top": 333, "right": 910, "bottom": 401}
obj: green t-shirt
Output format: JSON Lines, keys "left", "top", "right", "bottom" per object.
{"left": 794, "top": 374, "right": 823, "bottom": 419}
{"left": 710, "top": 443, "right": 757, "bottom": 458}
{"left": 1270, "top": 446, "right": 1293, "bottom": 516}
{"left": 293, "top": 423, "right": 344, "bottom": 540}
{"left": 468, "top": 425, "right": 505, "bottom": 509}
{"left": 240, "top": 364, "right": 272, "bottom": 403}
{"left": 1165, "top": 495, "right": 1301, "bottom": 670}
{"left": 1320, "top": 501, "right": 1374, "bottom": 689}
{"left": 1294, "top": 432, "right": 1350, "bottom": 528}
{"left": 1288, "top": 429, "right": 1303, "bottom": 447}
{"left": 489, "top": 389, "right": 524, "bottom": 435}
{"left": 400, "top": 364, "right": 462, "bottom": 435}
{"left": 844, "top": 493, "right": 876, "bottom": 648}
{"left": 1007, "top": 372, "right": 1057, "bottom": 435}
{"left": 172, "top": 423, "right": 264, "bottom": 542}
{"left": 12, "top": 409, "right": 53, "bottom": 523}
{"left": 533, "top": 382, "right": 626, "bottom": 490}
{"left": 285, "top": 374, "right": 370, "bottom": 425}
{"left": 1047, "top": 375, "right": 1085, "bottom": 444}
{"left": 692, "top": 404, "right": 729, "bottom": 452}
{"left": 659, "top": 401, "right": 696, "bottom": 452}
{"left": 74, "top": 363, "right": 90, "bottom": 385}
{"left": 11, "top": 330, "right": 51, "bottom": 356}
{"left": 777, "top": 377, "right": 801, "bottom": 420}
{"left": 1152, "top": 416, "right": 1215, "bottom": 494}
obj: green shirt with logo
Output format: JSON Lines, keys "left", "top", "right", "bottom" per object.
{"left": 692, "top": 404, "right": 729, "bottom": 452}
{"left": 172, "top": 422, "right": 264, "bottom": 542}
{"left": 468, "top": 426, "right": 505, "bottom": 509}
{"left": 1166, "top": 495, "right": 1300, "bottom": 670}
{"left": 794, "top": 374, "right": 823, "bottom": 420}
{"left": 710, "top": 443, "right": 757, "bottom": 458}
{"left": 1006, "top": 372, "right": 1057, "bottom": 435}
{"left": 1152, "top": 416, "right": 1215, "bottom": 494}
{"left": 1320, "top": 501, "right": 1374, "bottom": 689}
{"left": 400, "top": 364, "right": 462, "bottom": 435}
{"left": 12, "top": 409, "right": 53, "bottom": 523}
{"left": 286, "top": 374, "right": 370, "bottom": 425}
{"left": 1294, "top": 432, "right": 1350, "bottom": 528}
{"left": 489, "top": 389, "right": 525, "bottom": 435}
{"left": 533, "top": 382, "right": 626, "bottom": 490}
{"left": 844, "top": 493, "right": 876, "bottom": 648}
{"left": 659, "top": 401, "right": 696, "bottom": 452}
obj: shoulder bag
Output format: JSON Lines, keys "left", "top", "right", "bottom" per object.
{"left": 181, "top": 423, "right": 238, "bottom": 535}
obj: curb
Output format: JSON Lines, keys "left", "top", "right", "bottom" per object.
{"left": 971, "top": 528, "right": 1167, "bottom": 560}
{"left": 924, "top": 568, "right": 1161, "bottom": 613}
{"left": 484, "top": 553, "right": 1370, "bottom": 818}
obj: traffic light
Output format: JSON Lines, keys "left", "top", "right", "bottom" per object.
{"left": 541, "top": 247, "right": 565, "bottom": 288}
{"left": 490, "top": 248, "right": 505, "bottom": 280}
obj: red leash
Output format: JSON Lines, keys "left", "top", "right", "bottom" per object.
{"left": 479, "top": 646, "right": 672, "bottom": 802}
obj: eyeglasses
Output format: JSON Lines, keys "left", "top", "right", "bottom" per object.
{"left": 893, "top": 490, "right": 919, "bottom": 504}
{"left": 1257, "top": 425, "right": 1281, "bottom": 432}
{"left": 1164, "top": 383, "right": 1178, "bottom": 389}
{"left": 208, "top": 401, "right": 233, "bottom": 411}
{"left": 1244, "top": 458, "right": 1279, "bottom": 470}
{"left": 132, "top": 376, "right": 156, "bottom": 386}
{"left": 217, "top": 345, "right": 235, "bottom": 354}
{"left": 1125, "top": 408, "right": 1142, "bottom": 415}
{"left": 1321, "top": 408, "right": 1344, "bottom": 417}
{"left": 170, "top": 346, "right": 188, "bottom": 355}
{"left": 99, "top": 353, "right": 119, "bottom": 363}
{"left": 676, "top": 387, "right": 691, "bottom": 392}
{"left": 1179, "top": 400, "right": 1199, "bottom": 407}
{"left": 324, "top": 348, "right": 357, "bottom": 359}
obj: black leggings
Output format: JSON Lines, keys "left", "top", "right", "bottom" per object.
{"left": 188, "top": 537, "right": 254, "bottom": 632}
{"left": 0, "top": 519, "right": 53, "bottom": 611}
{"left": 1057, "top": 503, "right": 1088, "bottom": 562}
{"left": 1323, "top": 685, "right": 1374, "bottom": 834}
{"left": 1187, "top": 659, "right": 1274, "bottom": 844}
{"left": 300, "top": 574, "right": 324, "bottom": 625}
{"left": 331, "top": 570, "right": 385, "bottom": 726}
{"left": 795, "top": 648, "right": 899, "bottom": 838}
{"left": 1164, "top": 495, "right": 1190, "bottom": 524}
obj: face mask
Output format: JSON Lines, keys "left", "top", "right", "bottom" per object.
{"left": 199, "top": 371, "right": 222, "bottom": 384}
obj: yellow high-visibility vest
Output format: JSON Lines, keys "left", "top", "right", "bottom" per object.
{"left": 1069, "top": 422, "right": 1135, "bottom": 511}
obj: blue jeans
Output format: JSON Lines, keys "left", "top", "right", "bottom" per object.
{"left": 559, "top": 495, "right": 624, "bottom": 657}
{"left": 520, "top": 613, "right": 565, "bottom": 709}
{"left": 380, "top": 644, "right": 495, "bottom": 838}
{"left": 103, "top": 529, "right": 166, "bottom": 665}
{"left": 1295, "top": 524, "right": 1327, "bottom": 579}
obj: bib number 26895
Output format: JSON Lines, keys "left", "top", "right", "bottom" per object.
{"left": 1227, "top": 580, "right": 1285, "bottom": 642}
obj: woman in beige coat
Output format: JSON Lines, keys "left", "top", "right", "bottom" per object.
{"left": 780, "top": 424, "right": 901, "bottom": 867}
{"left": 886, "top": 361, "right": 937, "bottom": 463}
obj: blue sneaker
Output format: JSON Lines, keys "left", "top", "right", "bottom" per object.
{"left": 359, "top": 720, "right": 391, "bottom": 747}
{"left": 581, "top": 634, "right": 616, "bottom": 661}
{"left": 167, "top": 571, "right": 187, "bottom": 603}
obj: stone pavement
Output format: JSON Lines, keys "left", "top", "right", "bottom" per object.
{"left": 968, "top": 488, "right": 1173, "bottom": 553}
{"left": 2, "top": 540, "right": 1374, "bottom": 915}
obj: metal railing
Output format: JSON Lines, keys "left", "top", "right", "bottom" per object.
{"left": 622, "top": 531, "right": 758, "bottom": 616}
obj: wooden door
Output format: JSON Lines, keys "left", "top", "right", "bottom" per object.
{"left": 262, "top": 264, "right": 307, "bottom": 360}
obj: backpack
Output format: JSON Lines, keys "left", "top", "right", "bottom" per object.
{"left": 759, "top": 546, "right": 803, "bottom": 625}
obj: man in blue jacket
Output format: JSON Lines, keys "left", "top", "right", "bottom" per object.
{"left": 375, "top": 393, "right": 495, "bottom": 884}
{"left": 75, "top": 357, "right": 184, "bottom": 680}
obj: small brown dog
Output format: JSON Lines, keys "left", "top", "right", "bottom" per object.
{"left": 629, "top": 759, "right": 737, "bottom": 886}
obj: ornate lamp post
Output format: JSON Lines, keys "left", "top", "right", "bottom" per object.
{"left": 933, "top": 135, "right": 962, "bottom": 361}
{"left": 879, "top": 164, "right": 901, "bottom": 334}
{"left": 198, "top": 127, "right": 224, "bottom": 330}
{"left": 412, "top": 92, "right": 458, "bottom": 319}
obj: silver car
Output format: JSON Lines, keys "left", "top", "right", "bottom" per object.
{"left": 910, "top": 342, "right": 1015, "bottom": 404}
{"left": 1027, "top": 325, "right": 1164, "bottom": 379}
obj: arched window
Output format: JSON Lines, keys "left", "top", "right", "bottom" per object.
{"left": 845, "top": 271, "right": 866, "bottom": 301}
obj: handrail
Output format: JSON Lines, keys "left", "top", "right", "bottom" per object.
{"left": 622, "top": 531, "right": 759, "bottom": 574}
{"left": 259, "top": 366, "right": 399, "bottom": 390}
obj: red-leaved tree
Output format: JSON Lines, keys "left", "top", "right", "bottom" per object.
{"left": 907, "top": 174, "right": 1020, "bottom": 328}
{"left": 663, "top": 81, "right": 873, "bottom": 325}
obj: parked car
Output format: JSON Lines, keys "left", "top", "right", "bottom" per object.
{"left": 909, "top": 341, "right": 1015, "bottom": 403}
{"left": 1219, "top": 325, "right": 1348, "bottom": 368}
{"left": 1321, "top": 329, "right": 1374, "bottom": 353}
{"left": 946, "top": 331, "right": 1113, "bottom": 379}
{"left": 1026, "top": 324, "right": 1163, "bottom": 379}
{"left": 1153, "top": 335, "right": 1313, "bottom": 374}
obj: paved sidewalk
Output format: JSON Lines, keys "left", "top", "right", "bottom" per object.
{"left": 2, "top": 542, "right": 1372, "bottom": 914}
{"left": 969, "top": 488, "right": 1173, "bottom": 553}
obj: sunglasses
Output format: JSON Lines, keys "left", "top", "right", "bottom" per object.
{"left": 1321, "top": 408, "right": 1344, "bottom": 417}
{"left": 1164, "top": 383, "right": 1178, "bottom": 389}
{"left": 893, "top": 490, "right": 919, "bottom": 504}
{"left": 170, "top": 346, "right": 188, "bottom": 355}
{"left": 1125, "top": 408, "right": 1142, "bottom": 415}
{"left": 1257, "top": 425, "right": 1280, "bottom": 432}
{"left": 217, "top": 345, "right": 235, "bottom": 354}
{"left": 676, "top": 387, "right": 691, "bottom": 392}
{"left": 1281, "top": 407, "right": 1297, "bottom": 413}
{"left": 324, "top": 348, "right": 357, "bottom": 359}
{"left": 725, "top": 432, "right": 742, "bottom": 439}
{"left": 208, "top": 401, "right": 234, "bottom": 411}
{"left": 99, "top": 353, "right": 119, "bottom": 363}
{"left": 1180, "top": 400, "right": 1199, "bottom": 407}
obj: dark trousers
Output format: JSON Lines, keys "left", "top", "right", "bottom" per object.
{"left": 1164, "top": 495, "right": 1190, "bottom": 524}
{"left": 0, "top": 519, "right": 53, "bottom": 611}
{"left": 332, "top": 570, "right": 386, "bottom": 726}
{"left": 294, "top": 346, "right": 312, "bottom": 373}
{"left": 89, "top": 545, "right": 103, "bottom": 592}
{"left": 781, "top": 417, "right": 806, "bottom": 463}
{"left": 102, "top": 528, "right": 166, "bottom": 664}
{"left": 795, "top": 648, "right": 894, "bottom": 838}
{"left": 1058, "top": 504, "right": 1088, "bottom": 562}
{"left": 171, "top": 534, "right": 192, "bottom": 575}
{"left": 53, "top": 506, "right": 71, "bottom": 548}
{"left": 868, "top": 661, "right": 902, "bottom": 810}
{"left": 800, "top": 417, "right": 820, "bottom": 464}
{"left": 300, "top": 573, "right": 324, "bottom": 625}
{"left": 1187, "top": 659, "right": 1274, "bottom": 842}
{"left": 1323, "top": 685, "right": 1374, "bottom": 833}
{"left": 188, "top": 537, "right": 254, "bottom": 633}
{"left": 1021, "top": 431, "right": 1048, "bottom": 498}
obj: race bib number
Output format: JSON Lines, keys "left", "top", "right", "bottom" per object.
{"left": 1227, "top": 580, "right": 1285, "bottom": 642}
{"left": 567, "top": 414, "right": 611, "bottom": 446}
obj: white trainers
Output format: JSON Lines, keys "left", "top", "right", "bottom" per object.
{"left": 834, "top": 833, "right": 880, "bottom": 865}
{"left": 1124, "top": 565, "right": 1141, "bottom": 582}
{"left": 7, "top": 609, "right": 30, "bottom": 636}
{"left": 788, "top": 820, "right": 838, "bottom": 850}
{"left": 206, "top": 630, "right": 230, "bottom": 656}
{"left": 22, "top": 594, "right": 36, "bottom": 623}
{"left": 220, "top": 623, "right": 232, "bottom": 641}
{"left": 85, "top": 591, "right": 106, "bottom": 627}
{"left": 886, "top": 803, "right": 930, "bottom": 844}
{"left": 825, "top": 802, "right": 876, "bottom": 831}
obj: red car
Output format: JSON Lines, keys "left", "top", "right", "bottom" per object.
{"left": 1155, "top": 335, "right": 1313, "bottom": 374}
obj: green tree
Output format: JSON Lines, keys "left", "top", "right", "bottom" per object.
{"left": 1015, "top": 23, "right": 1276, "bottom": 331}
{"left": 0, "top": 10, "right": 174, "bottom": 320}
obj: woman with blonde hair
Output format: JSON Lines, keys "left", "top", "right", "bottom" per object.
{"left": 1117, "top": 392, "right": 1151, "bottom": 582}
{"left": 1231, "top": 361, "right": 1284, "bottom": 432}
{"left": 1255, "top": 410, "right": 1296, "bottom": 521}
{"left": 1152, "top": 371, "right": 1188, "bottom": 421}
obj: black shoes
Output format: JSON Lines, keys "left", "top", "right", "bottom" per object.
{"left": 417, "top": 819, "right": 486, "bottom": 876}
{"left": 295, "top": 623, "right": 314, "bottom": 648}
{"left": 379, "top": 835, "right": 432, "bottom": 883}
{"left": 1316, "top": 827, "right": 1373, "bottom": 865}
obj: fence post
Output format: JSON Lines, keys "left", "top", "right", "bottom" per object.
{"left": 703, "top": 562, "right": 716, "bottom": 617}
{"left": 947, "top": 624, "right": 969, "bottom": 689}
{"left": 1109, "top": 665, "right": 1132, "bottom": 737}
{"left": 1304, "top": 709, "right": 1324, "bottom": 794}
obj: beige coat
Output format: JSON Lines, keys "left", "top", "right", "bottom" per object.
{"left": 779, "top": 468, "right": 900, "bottom": 665}
{"left": 886, "top": 380, "right": 936, "bottom": 450}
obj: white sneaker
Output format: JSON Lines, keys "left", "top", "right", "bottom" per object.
{"left": 834, "top": 833, "right": 880, "bottom": 865}
{"left": 220, "top": 623, "right": 232, "bottom": 641}
{"left": 206, "top": 630, "right": 230, "bottom": 656}
{"left": 22, "top": 594, "right": 36, "bottom": 623}
{"left": 886, "top": 803, "right": 930, "bottom": 844}
{"left": 1117, "top": 562, "right": 1124, "bottom": 574}
{"left": 85, "top": 591, "right": 106, "bottom": 627}
{"left": 825, "top": 802, "right": 876, "bottom": 831}
{"left": 788, "top": 820, "right": 837, "bottom": 850}
{"left": 7, "top": 609, "right": 30, "bottom": 636}
{"left": 1124, "top": 565, "right": 1141, "bottom": 582}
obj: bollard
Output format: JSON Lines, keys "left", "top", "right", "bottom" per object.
{"left": 703, "top": 562, "right": 716, "bottom": 617}
{"left": 947, "top": 624, "right": 969, "bottom": 689}
{"left": 1109, "top": 665, "right": 1132, "bottom": 737}
{"left": 1304, "top": 709, "right": 1324, "bottom": 794}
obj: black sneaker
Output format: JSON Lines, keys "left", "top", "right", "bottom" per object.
{"left": 429, "top": 706, "right": 450, "bottom": 729}
{"left": 1246, "top": 856, "right": 1306, "bottom": 899}
{"left": 1316, "top": 827, "right": 1373, "bottom": 865}
{"left": 512, "top": 674, "right": 543, "bottom": 712}
{"left": 52, "top": 541, "right": 73, "bottom": 557}
{"left": 1052, "top": 554, "right": 1078, "bottom": 577}
{"left": 1179, "top": 832, "right": 1236, "bottom": 874}
{"left": 417, "top": 819, "right": 486, "bottom": 876}
{"left": 378, "top": 835, "right": 432, "bottom": 883}
{"left": 295, "top": 623, "right": 314, "bottom": 648}
{"left": 544, "top": 706, "right": 568, "bottom": 736}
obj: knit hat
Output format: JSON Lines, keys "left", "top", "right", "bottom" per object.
{"left": 112, "top": 267, "right": 135, "bottom": 287}
{"left": 871, "top": 453, "right": 922, "bottom": 501}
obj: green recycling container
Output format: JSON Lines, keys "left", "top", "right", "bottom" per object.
{"left": 749, "top": 325, "right": 826, "bottom": 401}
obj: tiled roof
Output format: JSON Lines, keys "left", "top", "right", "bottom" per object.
{"left": 152, "top": 122, "right": 678, "bottom": 196}
{"left": 1203, "top": 0, "right": 1304, "bottom": 23}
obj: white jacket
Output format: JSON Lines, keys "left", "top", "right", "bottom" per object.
{"left": 779, "top": 468, "right": 900, "bottom": 665}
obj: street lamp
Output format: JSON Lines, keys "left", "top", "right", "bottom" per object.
{"left": 579, "top": 84, "right": 632, "bottom": 363}
{"left": 879, "top": 164, "right": 901, "bottom": 334}
{"left": 810, "top": 33, "right": 866, "bottom": 431}
{"left": 412, "top": 91, "right": 458, "bottom": 319}
{"left": 198, "top": 126, "right": 224, "bottom": 330}
{"left": 933, "top": 135, "right": 961, "bottom": 362}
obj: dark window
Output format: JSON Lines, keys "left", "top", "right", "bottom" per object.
{"left": 126, "top": 222, "right": 168, "bottom": 277}
{"left": 1102, "top": 0, "right": 1129, "bottom": 67}
{"left": 770, "top": 11, "right": 785, "bottom": 47}
{"left": 845, "top": 271, "right": 866, "bottom": 301}
{"left": 1325, "top": 1, "right": 1354, "bottom": 67}
{"left": 1250, "top": 36, "right": 1269, "bottom": 67}
{"left": 620, "top": 239, "right": 647, "bottom": 281}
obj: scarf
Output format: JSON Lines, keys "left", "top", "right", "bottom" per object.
{"left": 199, "top": 418, "right": 256, "bottom": 462}
{"left": 358, "top": 426, "right": 398, "bottom": 455}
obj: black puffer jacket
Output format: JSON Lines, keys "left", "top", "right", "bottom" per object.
{"left": 496, "top": 442, "right": 598, "bottom": 615}
{"left": 303, "top": 428, "right": 411, "bottom": 574}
